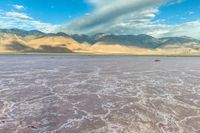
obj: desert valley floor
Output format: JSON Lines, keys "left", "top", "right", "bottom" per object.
{"left": 0, "top": 55, "right": 200, "bottom": 133}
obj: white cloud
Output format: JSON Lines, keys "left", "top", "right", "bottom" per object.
{"left": 5, "top": 12, "right": 32, "bottom": 19}
{"left": 155, "top": 21, "right": 200, "bottom": 39}
{"left": 109, "top": 20, "right": 200, "bottom": 39}
{"left": 0, "top": 10, "right": 58, "bottom": 33}
{"left": 188, "top": 11, "right": 194, "bottom": 15}
{"left": 167, "top": 0, "right": 185, "bottom": 5}
{"left": 13, "top": 5, "right": 25, "bottom": 10}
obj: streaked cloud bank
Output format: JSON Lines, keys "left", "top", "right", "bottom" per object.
{"left": 57, "top": 0, "right": 200, "bottom": 39}
{"left": 58, "top": 0, "right": 164, "bottom": 33}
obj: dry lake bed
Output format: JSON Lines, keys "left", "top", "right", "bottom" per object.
{"left": 0, "top": 55, "right": 200, "bottom": 133}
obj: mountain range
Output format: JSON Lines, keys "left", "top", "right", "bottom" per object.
{"left": 1, "top": 28, "right": 200, "bottom": 55}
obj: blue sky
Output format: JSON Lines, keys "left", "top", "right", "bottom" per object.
{"left": 156, "top": 0, "right": 200, "bottom": 24}
{"left": 0, "top": 0, "right": 93, "bottom": 24}
{"left": 0, "top": 0, "right": 200, "bottom": 38}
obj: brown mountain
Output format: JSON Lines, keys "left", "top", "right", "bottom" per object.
{"left": 1, "top": 28, "right": 200, "bottom": 55}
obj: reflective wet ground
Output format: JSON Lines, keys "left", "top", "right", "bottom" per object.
{"left": 0, "top": 55, "right": 200, "bottom": 133}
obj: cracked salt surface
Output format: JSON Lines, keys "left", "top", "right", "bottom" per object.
{"left": 0, "top": 55, "right": 200, "bottom": 133}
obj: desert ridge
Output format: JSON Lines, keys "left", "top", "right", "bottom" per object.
{"left": 1, "top": 29, "right": 200, "bottom": 55}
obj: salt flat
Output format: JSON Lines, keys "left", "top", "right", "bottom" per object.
{"left": 0, "top": 55, "right": 200, "bottom": 133}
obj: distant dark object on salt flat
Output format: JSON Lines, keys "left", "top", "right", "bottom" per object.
{"left": 154, "top": 59, "right": 161, "bottom": 62}
{"left": 28, "top": 125, "right": 38, "bottom": 129}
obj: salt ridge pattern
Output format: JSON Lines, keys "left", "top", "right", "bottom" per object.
{"left": 0, "top": 55, "right": 200, "bottom": 133}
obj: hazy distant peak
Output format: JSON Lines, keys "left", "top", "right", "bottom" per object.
{"left": 0, "top": 28, "right": 45, "bottom": 37}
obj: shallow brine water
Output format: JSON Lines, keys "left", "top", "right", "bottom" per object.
{"left": 0, "top": 55, "right": 200, "bottom": 133}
